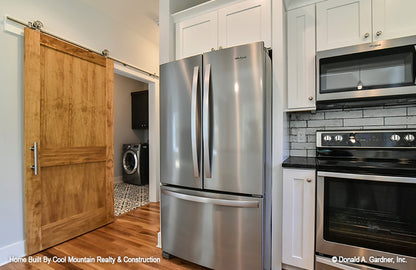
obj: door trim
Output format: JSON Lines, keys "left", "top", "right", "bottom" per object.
{"left": 114, "top": 63, "right": 160, "bottom": 202}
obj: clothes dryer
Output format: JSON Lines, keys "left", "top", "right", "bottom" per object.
{"left": 122, "top": 143, "right": 149, "bottom": 185}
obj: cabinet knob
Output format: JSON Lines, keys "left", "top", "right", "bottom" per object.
{"left": 211, "top": 48, "right": 215, "bottom": 51}
{"left": 364, "top": 32, "right": 370, "bottom": 39}
{"left": 376, "top": 31, "right": 382, "bottom": 37}
{"left": 306, "top": 178, "right": 312, "bottom": 183}
{"left": 308, "top": 96, "right": 313, "bottom": 101}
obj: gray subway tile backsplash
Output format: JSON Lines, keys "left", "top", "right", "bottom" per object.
{"left": 363, "top": 107, "right": 406, "bottom": 117}
{"left": 408, "top": 107, "right": 416, "bottom": 115}
{"left": 307, "top": 119, "right": 343, "bottom": 128}
{"left": 325, "top": 110, "right": 362, "bottom": 119}
{"left": 288, "top": 104, "right": 416, "bottom": 157}
{"left": 290, "top": 112, "right": 324, "bottom": 121}
{"left": 289, "top": 149, "right": 307, "bottom": 157}
{"left": 385, "top": 116, "right": 416, "bottom": 125}
{"left": 291, "top": 142, "right": 315, "bottom": 150}
{"left": 343, "top": 117, "right": 384, "bottom": 126}
{"left": 290, "top": 120, "right": 307, "bottom": 128}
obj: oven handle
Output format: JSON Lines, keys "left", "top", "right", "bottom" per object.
{"left": 317, "top": 171, "right": 416, "bottom": 184}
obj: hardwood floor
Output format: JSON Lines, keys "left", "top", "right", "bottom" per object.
{"left": 0, "top": 203, "right": 208, "bottom": 270}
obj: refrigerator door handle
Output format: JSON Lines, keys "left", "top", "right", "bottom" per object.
{"left": 162, "top": 189, "right": 259, "bottom": 208}
{"left": 191, "top": 66, "right": 200, "bottom": 178}
{"left": 203, "top": 64, "right": 212, "bottom": 178}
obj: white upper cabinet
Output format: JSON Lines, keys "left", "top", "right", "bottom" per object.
{"left": 317, "top": 0, "right": 416, "bottom": 51}
{"left": 287, "top": 4, "right": 316, "bottom": 111}
{"left": 372, "top": 0, "right": 416, "bottom": 41}
{"left": 218, "top": 0, "right": 271, "bottom": 48}
{"left": 175, "top": 12, "right": 218, "bottom": 59}
{"left": 282, "top": 168, "right": 316, "bottom": 270}
{"left": 175, "top": 0, "right": 271, "bottom": 60}
{"left": 316, "top": 0, "right": 372, "bottom": 51}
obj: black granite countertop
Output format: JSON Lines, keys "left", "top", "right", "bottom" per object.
{"left": 282, "top": 156, "right": 317, "bottom": 169}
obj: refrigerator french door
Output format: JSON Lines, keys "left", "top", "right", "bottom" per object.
{"left": 160, "top": 42, "right": 271, "bottom": 270}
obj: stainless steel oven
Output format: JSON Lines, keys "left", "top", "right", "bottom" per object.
{"left": 316, "top": 130, "right": 416, "bottom": 270}
{"left": 316, "top": 35, "right": 416, "bottom": 108}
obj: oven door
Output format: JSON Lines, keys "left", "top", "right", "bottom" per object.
{"left": 316, "top": 171, "right": 416, "bottom": 270}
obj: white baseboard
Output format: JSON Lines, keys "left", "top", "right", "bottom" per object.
{"left": 156, "top": 232, "right": 161, "bottom": 248}
{"left": 114, "top": 176, "right": 123, "bottom": 184}
{"left": 0, "top": 240, "right": 25, "bottom": 266}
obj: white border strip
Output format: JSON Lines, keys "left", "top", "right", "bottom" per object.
{"left": 3, "top": 14, "right": 24, "bottom": 36}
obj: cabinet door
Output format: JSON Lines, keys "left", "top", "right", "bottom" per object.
{"left": 131, "top": 91, "right": 148, "bottom": 129}
{"left": 218, "top": 0, "right": 271, "bottom": 48}
{"left": 175, "top": 12, "right": 218, "bottom": 59}
{"left": 317, "top": 0, "right": 372, "bottom": 51}
{"left": 282, "top": 168, "right": 316, "bottom": 270}
{"left": 373, "top": 0, "right": 416, "bottom": 41}
{"left": 287, "top": 5, "right": 316, "bottom": 111}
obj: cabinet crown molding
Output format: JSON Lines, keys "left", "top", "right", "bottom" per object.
{"left": 172, "top": 0, "right": 242, "bottom": 22}
{"left": 285, "top": 0, "right": 326, "bottom": 11}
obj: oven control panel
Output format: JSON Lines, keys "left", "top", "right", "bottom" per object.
{"left": 317, "top": 130, "right": 416, "bottom": 148}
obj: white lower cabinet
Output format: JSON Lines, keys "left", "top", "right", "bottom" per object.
{"left": 282, "top": 168, "right": 316, "bottom": 270}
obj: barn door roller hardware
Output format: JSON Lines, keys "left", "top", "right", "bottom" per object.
{"left": 28, "top": 20, "right": 44, "bottom": 30}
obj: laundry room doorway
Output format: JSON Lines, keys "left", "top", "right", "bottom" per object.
{"left": 113, "top": 63, "right": 160, "bottom": 215}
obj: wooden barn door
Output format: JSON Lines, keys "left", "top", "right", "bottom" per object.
{"left": 24, "top": 28, "right": 114, "bottom": 254}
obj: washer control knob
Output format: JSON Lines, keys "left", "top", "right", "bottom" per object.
{"left": 390, "top": 134, "right": 401, "bottom": 142}
{"left": 334, "top": 135, "right": 343, "bottom": 142}
{"left": 404, "top": 134, "right": 415, "bottom": 142}
{"left": 323, "top": 135, "right": 332, "bottom": 142}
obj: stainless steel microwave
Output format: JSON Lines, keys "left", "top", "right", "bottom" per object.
{"left": 316, "top": 35, "right": 416, "bottom": 106}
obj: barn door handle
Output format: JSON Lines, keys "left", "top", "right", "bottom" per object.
{"left": 30, "top": 142, "right": 38, "bottom": 175}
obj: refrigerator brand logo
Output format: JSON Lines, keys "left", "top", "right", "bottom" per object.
{"left": 369, "top": 43, "right": 381, "bottom": 48}
{"left": 234, "top": 56, "right": 247, "bottom": 60}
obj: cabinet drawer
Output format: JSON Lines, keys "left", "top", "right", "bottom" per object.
{"left": 161, "top": 186, "right": 263, "bottom": 270}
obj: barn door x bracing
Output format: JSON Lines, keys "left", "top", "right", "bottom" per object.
{"left": 24, "top": 28, "right": 114, "bottom": 254}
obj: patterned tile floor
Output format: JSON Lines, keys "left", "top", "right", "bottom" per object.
{"left": 114, "top": 183, "right": 149, "bottom": 216}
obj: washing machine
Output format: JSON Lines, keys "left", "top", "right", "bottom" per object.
{"left": 122, "top": 143, "right": 149, "bottom": 185}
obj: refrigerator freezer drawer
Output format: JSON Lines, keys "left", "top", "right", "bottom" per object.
{"left": 161, "top": 186, "right": 263, "bottom": 270}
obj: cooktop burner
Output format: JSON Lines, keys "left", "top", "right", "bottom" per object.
{"left": 316, "top": 129, "right": 416, "bottom": 177}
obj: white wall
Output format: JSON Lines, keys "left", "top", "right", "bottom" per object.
{"left": 0, "top": 0, "right": 159, "bottom": 264}
{"left": 113, "top": 74, "right": 148, "bottom": 181}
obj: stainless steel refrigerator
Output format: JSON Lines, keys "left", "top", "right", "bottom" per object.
{"left": 160, "top": 42, "right": 272, "bottom": 270}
